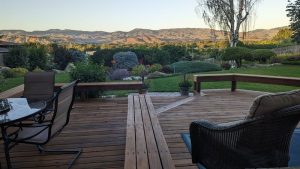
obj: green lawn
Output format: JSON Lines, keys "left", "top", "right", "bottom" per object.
{"left": 1, "top": 65, "right": 300, "bottom": 93}
{"left": 0, "top": 73, "right": 70, "bottom": 93}
{"left": 148, "top": 65, "right": 300, "bottom": 93}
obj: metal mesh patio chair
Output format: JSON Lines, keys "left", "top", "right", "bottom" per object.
{"left": 5, "top": 80, "right": 81, "bottom": 169}
{"left": 23, "top": 71, "right": 55, "bottom": 122}
{"left": 23, "top": 72, "right": 55, "bottom": 102}
{"left": 190, "top": 90, "right": 300, "bottom": 169}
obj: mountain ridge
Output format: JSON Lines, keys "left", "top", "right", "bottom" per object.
{"left": 0, "top": 27, "right": 287, "bottom": 44}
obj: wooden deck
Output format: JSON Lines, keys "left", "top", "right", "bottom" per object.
{"left": 0, "top": 98, "right": 128, "bottom": 169}
{"left": 154, "top": 90, "right": 267, "bottom": 169}
{"left": 0, "top": 89, "right": 279, "bottom": 169}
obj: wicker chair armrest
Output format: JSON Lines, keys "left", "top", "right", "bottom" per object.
{"left": 190, "top": 119, "right": 250, "bottom": 131}
{"left": 189, "top": 119, "right": 253, "bottom": 166}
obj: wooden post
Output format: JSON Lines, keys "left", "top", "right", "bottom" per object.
{"left": 193, "top": 82, "right": 197, "bottom": 93}
{"left": 194, "top": 81, "right": 201, "bottom": 93}
{"left": 231, "top": 81, "right": 237, "bottom": 92}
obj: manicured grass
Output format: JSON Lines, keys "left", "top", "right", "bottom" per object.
{"left": 1, "top": 65, "right": 300, "bottom": 94}
{"left": 0, "top": 73, "right": 70, "bottom": 93}
{"left": 148, "top": 65, "right": 300, "bottom": 93}
{"left": 0, "top": 77, "right": 24, "bottom": 93}
{"left": 55, "top": 73, "right": 71, "bottom": 83}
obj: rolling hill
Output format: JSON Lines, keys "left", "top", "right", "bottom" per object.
{"left": 0, "top": 27, "right": 285, "bottom": 44}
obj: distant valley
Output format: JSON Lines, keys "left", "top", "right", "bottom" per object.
{"left": 0, "top": 27, "right": 285, "bottom": 44}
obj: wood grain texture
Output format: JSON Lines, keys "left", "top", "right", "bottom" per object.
{"left": 0, "top": 98, "right": 128, "bottom": 169}
{"left": 155, "top": 90, "right": 267, "bottom": 169}
{"left": 124, "top": 95, "right": 175, "bottom": 169}
{"left": 194, "top": 74, "right": 300, "bottom": 93}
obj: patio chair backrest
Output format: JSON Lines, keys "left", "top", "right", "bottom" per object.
{"left": 236, "top": 105, "right": 300, "bottom": 167}
{"left": 50, "top": 80, "right": 78, "bottom": 137}
{"left": 23, "top": 72, "right": 55, "bottom": 102}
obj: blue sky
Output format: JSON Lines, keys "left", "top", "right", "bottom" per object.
{"left": 0, "top": 0, "right": 290, "bottom": 32}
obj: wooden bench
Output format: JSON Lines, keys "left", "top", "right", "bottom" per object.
{"left": 0, "top": 81, "right": 143, "bottom": 99}
{"left": 125, "top": 95, "right": 175, "bottom": 169}
{"left": 194, "top": 73, "right": 300, "bottom": 93}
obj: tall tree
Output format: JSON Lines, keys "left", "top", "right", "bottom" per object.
{"left": 287, "top": 0, "right": 300, "bottom": 44}
{"left": 196, "top": 0, "right": 260, "bottom": 47}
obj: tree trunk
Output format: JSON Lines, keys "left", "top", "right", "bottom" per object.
{"left": 230, "top": 33, "right": 239, "bottom": 47}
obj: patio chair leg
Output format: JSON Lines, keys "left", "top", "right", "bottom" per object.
{"left": 37, "top": 145, "right": 82, "bottom": 169}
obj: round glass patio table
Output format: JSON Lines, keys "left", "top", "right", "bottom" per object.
{"left": 0, "top": 98, "right": 47, "bottom": 169}
{"left": 0, "top": 98, "right": 46, "bottom": 126}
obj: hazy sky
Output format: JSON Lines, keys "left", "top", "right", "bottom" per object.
{"left": 0, "top": 0, "right": 290, "bottom": 32}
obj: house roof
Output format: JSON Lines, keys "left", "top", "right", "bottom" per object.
{"left": 0, "top": 47, "right": 9, "bottom": 53}
{"left": 0, "top": 40, "right": 20, "bottom": 47}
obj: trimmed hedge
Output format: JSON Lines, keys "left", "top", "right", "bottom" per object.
{"left": 171, "top": 61, "right": 221, "bottom": 73}
{"left": 252, "top": 49, "right": 276, "bottom": 63}
{"left": 222, "top": 47, "right": 252, "bottom": 68}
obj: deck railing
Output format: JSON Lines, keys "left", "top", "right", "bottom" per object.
{"left": 0, "top": 81, "right": 143, "bottom": 99}
{"left": 194, "top": 74, "right": 300, "bottom": 93}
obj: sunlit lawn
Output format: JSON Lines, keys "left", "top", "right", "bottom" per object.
{"left": 0, "top": 73, "right": 70, "bottom": 93}
{"left": 1, "top": 65, "right": 300, "bottom": 94}
{"left": 149, "top": 65, "right": 300, "bottom": 93}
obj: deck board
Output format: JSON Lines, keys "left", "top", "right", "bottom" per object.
{"left": 0, "top": 98, "right": 128, "bottom": 169}
{"left": 154, "top": 89, "right": 265, "bottom": 169}
{"left": 1, "top": 89, "right": 294, "bottom": 169}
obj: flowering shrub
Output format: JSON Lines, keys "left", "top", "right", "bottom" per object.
{"left": 110, "top": 69, "right": 130, "bottom": 80}
{"left": 113, "top": 51, "right": 139, "bottom": 69}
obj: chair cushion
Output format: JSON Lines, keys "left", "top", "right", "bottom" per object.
{"left": 248, "top": 90, "right": 300, "bottom": 118}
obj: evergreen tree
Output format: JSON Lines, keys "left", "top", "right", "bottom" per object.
{"left": 287, "top": 0, "right": 300, "bottom": 43}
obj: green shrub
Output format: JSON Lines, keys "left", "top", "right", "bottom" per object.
{"left": 11, "top": 68, "right": 29, "bottom": 77}
{"left": 221, "top": 63, "right": 231, "bottom": 70}
{"left": 272, "top": 53, "right": 300, "bottom": 64}
{"left": 2, "top": 68, "right": 28, "bottom": 78}
{"left": 282, "top": 60, "right": 300, "bottom": 65}
{"left": 70, "top": 62, "right": 106, "bottom": 82}
{"left": 32, "top": 67, "right": 44, "bottom": 72}
{"left": 252, "top": 49, "right": 276, "bottom": 64}
{"left": 171, "top": 61, "right": 221, "bottom": 73}
{"left": 0, "top": 74, "right": 5, "bottom": 84}
{"left": 161, "top": 65, "right": 173, "bottom": 74}
{"left": 132, "top": 65, "right": 147, "bottom": 76}
{"left": 148, "top": 64, "right": 162, "bottom": 73}
{"left": 222, "top": 47, "right": 253, "bottom": 68}
{"left": 28, "top": 45, "right": 48, "bottom": 70}
{"left": 1, "top": 69, "right": 15, "bottom": 78}
{"left": 110, "top": 69, "right": 130, "bottom": 80}
{"left": 4, "top": 46, "right": 29, "bottom": 68}
{"left": 178, "top": 80, "right": 192, "bottom": 88}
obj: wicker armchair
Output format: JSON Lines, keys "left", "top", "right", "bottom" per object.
{"left": 190, "top": 105, "right": 300, "bottom": 169}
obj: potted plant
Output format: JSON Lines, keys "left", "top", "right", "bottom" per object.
{"left": 178, "top": 74, "right": 192, "bottom": 96}
{"left": 139, "top": 75, "right": 150, "bottom": 94}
